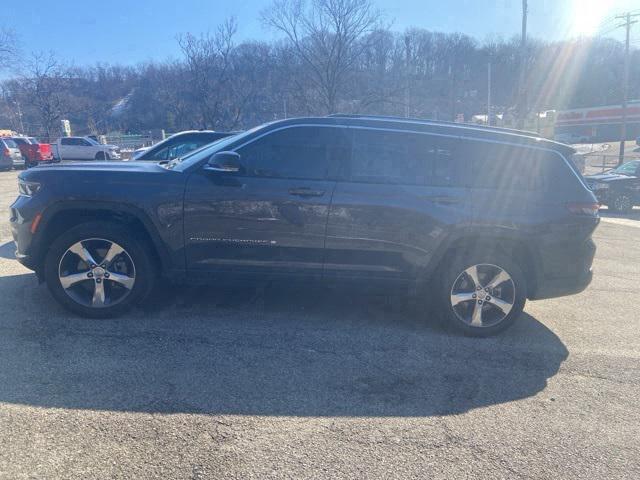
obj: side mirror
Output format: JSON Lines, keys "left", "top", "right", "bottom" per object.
{"left": 205, "top": 151, "right": 242, "bottom": 173}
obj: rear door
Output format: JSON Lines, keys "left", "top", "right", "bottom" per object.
{"left": 183, "top": 125, "right": 346, "bottom": 280}
{"left": 324, "top": 128, "right": 472, "bottom": 282}
{"left": 59, "top": 137, "right": 77, "bottom": 159}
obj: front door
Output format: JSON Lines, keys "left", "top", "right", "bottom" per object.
{"left": 183, "top": 125, "right": 348, "bottom": 280}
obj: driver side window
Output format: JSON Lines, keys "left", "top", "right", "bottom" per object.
{"left": 235, "top": 126, "right": 349, "bottom": 180}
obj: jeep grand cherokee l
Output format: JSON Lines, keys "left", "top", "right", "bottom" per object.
{"left": 10, "top": 115, "right": 599, "bottom": 336}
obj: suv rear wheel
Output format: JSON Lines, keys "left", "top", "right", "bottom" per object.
{"left": 44, "top": 221, "right": 156, "bottom": 318}
{"left": 438, "top": 252, "right": 527, "bottom": 336}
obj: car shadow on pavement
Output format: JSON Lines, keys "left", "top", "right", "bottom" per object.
{"left": 0, "top": 273, "right": 568, "bottom": 417}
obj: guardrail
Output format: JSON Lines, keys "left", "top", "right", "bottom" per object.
{"left": 583, "top": 154, "right": 640, "bottom": 173}
{"left": 104, "top": 134, "right": 154, "bottom": 149}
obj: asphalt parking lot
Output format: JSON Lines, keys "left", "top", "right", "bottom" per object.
{"left": 0, "top": 169, "right": 639, "bottom": 479}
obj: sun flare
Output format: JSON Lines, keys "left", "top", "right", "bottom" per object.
{"left": 569, "top": 0, "right": 615, "bottom": 36}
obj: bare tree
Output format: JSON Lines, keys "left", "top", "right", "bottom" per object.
{"left": 0, "top": 28, "right": 18, "bottom": 71}
{"left": 17, "top": 53, "right": 72, "bottom": 140}
{"left": 177, "top": 18, "right": 237, "bottom": 129}
{"left": 262, "top": 0, "right": 382, "bottom": 113}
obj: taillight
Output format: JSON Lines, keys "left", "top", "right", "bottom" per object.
{"left": 566, "top": 202, "right": 600, "bottom": 216}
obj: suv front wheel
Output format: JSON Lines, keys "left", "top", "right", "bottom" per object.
{"left": 438, "top": 252, "right": 527, "bottom": 336}
{"left": 44, "top": 221, "right": 156, "bottom": 318}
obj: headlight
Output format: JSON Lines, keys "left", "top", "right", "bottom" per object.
{"left": 18, "top": 180, "right": 41, "bottom": 197}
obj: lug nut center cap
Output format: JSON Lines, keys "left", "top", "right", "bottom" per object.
{"left": 92, "top": 267, "right": 106, "bottom": 278}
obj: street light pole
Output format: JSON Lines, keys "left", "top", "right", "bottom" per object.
{"left": 516, "top": 0, "right": 528, "bottom": 129}
{"left": 487, "top": 61, "right": 492, "bottom": 126}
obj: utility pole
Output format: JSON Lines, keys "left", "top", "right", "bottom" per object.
{"left": 405, "top": 35, "right": 411, "bottom": 118}
{"left": 616, "top": 12, "right": 639, "bottom": 165}
{"left": 487, "top": 61, "right": 492, "bottom": 126}
{"left": 516, "top": 0, "right": 528, "bottom": 129}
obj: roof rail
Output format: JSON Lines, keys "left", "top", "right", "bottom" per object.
{"left": 326, "top": 113, "right": 541, "bottom": 137}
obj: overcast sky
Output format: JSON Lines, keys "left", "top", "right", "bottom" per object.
{"left": 4, "top": 0, "right": 638, "bottom": 65}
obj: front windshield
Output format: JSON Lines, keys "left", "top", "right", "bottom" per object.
{"left": 166, "top": 124, "right": 269, "bottom": 170}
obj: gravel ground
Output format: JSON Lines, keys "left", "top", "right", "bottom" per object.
{"left": 0, "top": 169, "right": 639, "bottom": 479}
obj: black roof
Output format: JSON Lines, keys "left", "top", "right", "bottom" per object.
{"left": 261, "top": 114, "right": 573, "bottom": 154}
{"left": 327, "top": 113, "right": 541, "bottom": 137}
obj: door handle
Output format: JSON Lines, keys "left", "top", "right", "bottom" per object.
{"left": 288, "top": 188, "right": 325, "bottom": 197}
{"left": 424, "top": 195, "right": 461, "bottom": 205}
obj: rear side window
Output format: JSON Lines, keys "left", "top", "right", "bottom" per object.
{"left": 61, "top": 138, "right": 73, "bottom": 145}
{"left": 460, "top": 141, "right": 554, "bottom": 191}
{"left": 349, "top": 129, "right": 463, "bottom": 186}
{"left": 236, "top": 126, "right": 349, "bottom": 180}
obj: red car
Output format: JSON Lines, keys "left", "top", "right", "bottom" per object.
{"left": 11, "top": 136, "right": 56, "bottom": 168}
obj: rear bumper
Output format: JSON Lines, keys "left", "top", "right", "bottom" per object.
{"left": 529, "top": 268, "right": 593, "bottom": 300}
{"left": 528, "top": 237, "right": 596, "bottom": 300}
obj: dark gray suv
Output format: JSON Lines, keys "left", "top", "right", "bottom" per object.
{"left": 10, "top": 115, "right": 599, "bottom": 336}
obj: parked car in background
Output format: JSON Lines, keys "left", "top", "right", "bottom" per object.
{"left": 11, "top": 115, "right": 599, "bottom": 336}
{"left": 585, "top": 160, "right": 640, "bottom": 213}
{"left": 11, "top": 137, "right": 55, "bottom": 168}
{"left": 52, "top": 136, "right": 120, "bottom": 161}
{"left": 1, "top": 138, "right": 23, "bottom": 170}
{"left": 130, "top": 130, "right": 237, "bottom": 161}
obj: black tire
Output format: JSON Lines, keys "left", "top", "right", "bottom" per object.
{"left": 95, "top": 152, "right": 109, "bottom": 160}
{"left": 608, "top": 193, "right": 634, "bottom": 214}
{"left": 44, "top": 221, "right": 157, "bottom": 318}
{"left": 437, "top": 251, "right": 527, "bottom": 337}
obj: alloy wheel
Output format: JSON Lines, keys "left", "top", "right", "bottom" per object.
{"left": 450, "top": 264, "right": 516, "bottom": 328}
{"left": 613, "top": 195, "right": 632, "bottom": 213}
{"left": 58, "top": 238, "right": 136, "bottom": 308}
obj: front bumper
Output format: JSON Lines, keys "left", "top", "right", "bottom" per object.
{"left": 10, "top": 196, "right": 39, "bottom": 272}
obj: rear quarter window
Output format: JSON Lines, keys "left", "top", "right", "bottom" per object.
{"left": 460, "top": 140, "right": 578, "bottom": 192}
